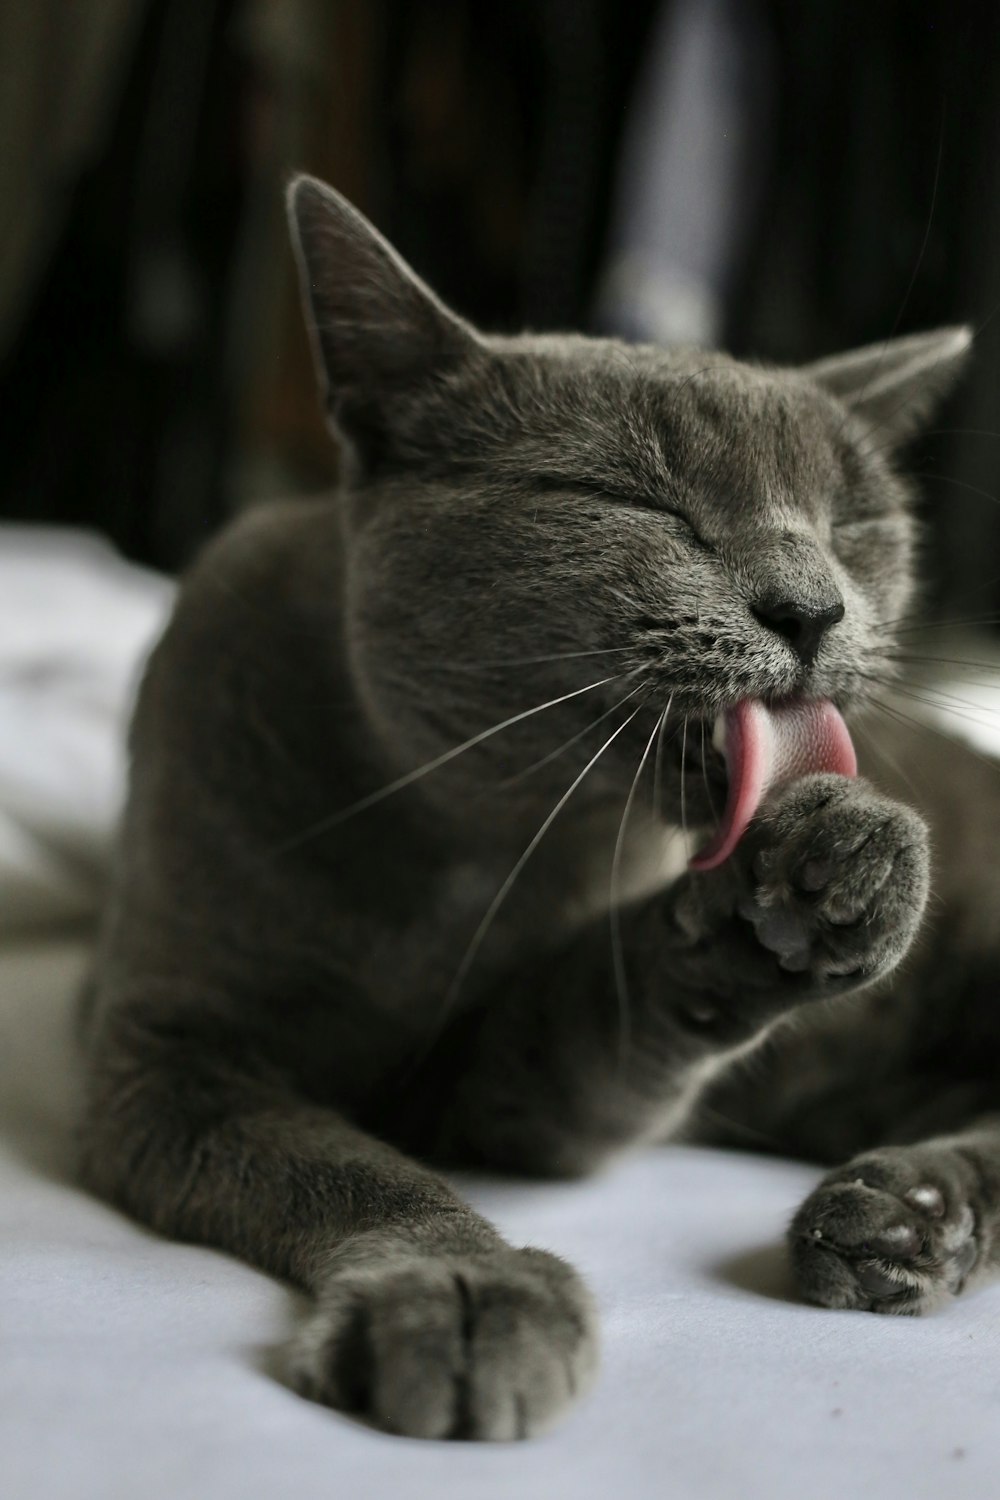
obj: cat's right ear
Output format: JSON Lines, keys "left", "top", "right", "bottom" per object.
{"left": 286, "top": 175, "right": 480, "bottom": 451}
{"left": 803, "top": 326, "right": 972, "bottom": 448}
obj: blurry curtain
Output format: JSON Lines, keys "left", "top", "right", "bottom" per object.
{"left": 3, "top": 0, "right": 998, "bottom": 618}
{"left": 0, "top": 1, "right": 143, "bottom": 357}
{"left": 0, "top": 0, "right": 249, "bottom": 569}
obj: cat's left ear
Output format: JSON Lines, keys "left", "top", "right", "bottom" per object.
{"left": 286, "top": 174, "right": 481, "bottom": 450}
{"left": 803, "top": 326, "right": 972, "bottom": 447}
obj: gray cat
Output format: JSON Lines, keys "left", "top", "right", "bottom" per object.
{"left": 78, "top": 174, "right": 1000, "bottom": 1441}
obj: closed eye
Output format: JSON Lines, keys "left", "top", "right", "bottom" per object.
{"left": 575, "top": 478, "right": 702, "bottom": 529}
{"left": 638, "top": 499, "right": 713, "bottom": 549}
{"left": 538, "top": 473, "right": 712, "bottom": 546}
{"left": 831, "top": 513, "right": 891, "bottom": 532}
{"left": 540, "top": 473, "right": 682, "bottom": 513}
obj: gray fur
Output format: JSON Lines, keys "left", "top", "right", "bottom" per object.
{"left": 78, "top": 175, "right": 1000, "bottom": 1440}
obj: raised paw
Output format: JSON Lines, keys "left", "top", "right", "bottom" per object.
{"left": 790, "top": 1144, "right": 982, "bottom": 1314}
{"left": 287, "top": 1244, "right": 597, "bottom": 1440}
{"left": 738, "top": 773, "right": 929, "bottom": 989}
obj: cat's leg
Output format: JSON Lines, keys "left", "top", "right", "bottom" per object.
{"left": 411, "top": 773, "right": 929, "bottom": 1175}
{"left": 789, "top": 1121, "right": 1000, "bottom": 1313}
{"left": 79, "top": 992, "right": 597, "bottom": 1440}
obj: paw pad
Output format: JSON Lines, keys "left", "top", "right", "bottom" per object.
{"left": 790, "top": 1151, "right": 980, "bottom": 1315}
{"left": 904, "top": 1184, "right": 945, "bottom": 1218}
{"left": 740, "top": 774, "right": 930, "bottom": 993}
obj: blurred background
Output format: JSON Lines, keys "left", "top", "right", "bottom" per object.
{"left": 2, "top": 0, "right": 999, "bottom": 614}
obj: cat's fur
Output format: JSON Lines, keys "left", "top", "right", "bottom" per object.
{"left": 78, "top": 176, "right": 1000, "bottom": 1440}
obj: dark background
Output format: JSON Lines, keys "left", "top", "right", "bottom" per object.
{"left": 3, "top": 0, "right": 998, "bottom": 617}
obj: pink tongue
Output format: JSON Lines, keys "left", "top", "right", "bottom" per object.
{"left": 690, "top": 699, "right": 857, "bottom": 871}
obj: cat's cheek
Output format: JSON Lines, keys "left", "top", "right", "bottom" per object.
{"left": 832, "top": 516, "right": 913, "bottom": 592}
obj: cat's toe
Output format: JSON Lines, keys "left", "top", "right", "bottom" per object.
{"left": 743, "top": 775, "right": 929, "bottom": 987}
{"left": 789, "top": 1147, "right": 980, "bottom": 1314}
{"left": 287, "top": 1247, "right": 597, "bottom": 1440}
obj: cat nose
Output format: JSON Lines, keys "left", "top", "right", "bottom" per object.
{"left": 752, "top": 595, "right": 845, "bottom": 666}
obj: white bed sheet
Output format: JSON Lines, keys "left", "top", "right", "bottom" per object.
{"left": 5, "top": 525, "right": 1000, "bottom": 1496}
{"left": 3, "top": 929, "right": 1000, "bottom": 1500}
{"left": 0, "top": 526, "right": 172, "bottom": 930}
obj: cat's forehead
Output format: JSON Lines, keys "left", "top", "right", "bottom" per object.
{"left": 651, "top": 361, "right": 847, "bottom": 511}
{"left": 488, "top": 337, "right": 850, "bottom": 511}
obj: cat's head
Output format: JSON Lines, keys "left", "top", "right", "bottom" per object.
{"left": 287, "top": 174, "right": 970, "bottom": 830}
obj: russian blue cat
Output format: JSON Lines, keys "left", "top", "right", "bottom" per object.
{"left": 79, "top": 175, "right": 1000, "bottom": 1440}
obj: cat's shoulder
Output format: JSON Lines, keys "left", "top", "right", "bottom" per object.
{"left": 187, "top": 493, "right": 344, "bottom": 595}
{"left": 136, "top": 494, "right": 348, "bottom": 731}
{"left": 159, "top": 494, "right": 346, "bottom": 645}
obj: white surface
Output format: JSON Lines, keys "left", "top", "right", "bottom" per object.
{"left": 5, "top": 529, "right": 1000, "bottom": 1497}
{"left": 0, "top": 526, "right": 172, "bottom": 929}
{"left": 2, "top": 930, "right": 1000, "bottom": 1500}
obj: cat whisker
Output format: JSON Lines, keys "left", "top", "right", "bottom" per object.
{"left": 862, "top": 672, "right": 1000, "bottom": 728}
{"left": 694, "top": 1100, "right": 787, "bottom": 1151}
{"left": 679, "top": 717, "right": 690, "bottom": 848}
{"left": 608, "top": 585, "right": 647, "bottom": 616}
{"left": 870, "top": 426, "right": 1000, "bottom": 451}
{"left": 268, "top": 671, "right": 632, "bottom": 855}
{"left": 863, "top": 688, "right": 1000, "bottom": 772}
{"left": 446, "top": 705, "right": 644, "bottom": 1008}
{"left": 851, "top": 715, "right": 925, "bottom": 803}
{"left": 885, "top": 652, "right": 1000, "bottom": 678}
{"left": 603, "top": 341, "right": 647, "bottom": 383}
{"left": 610, "top": 706, "right": 669, "bottom": 1073}
{"left": 881, "top": 664, "right": 1000, "bottom": 694}
{"left": 883, "top": 669, "right": 1000, "bottom": 708}
{"left": 699, "top": 719, "right": 720, "bottom": 827}
{"left": 493, "top": 680, "right": 648, "bottom": 792}
{"left": 429, "top": 645, "right": 639, "bottom": 672}
{"left": 875, "top": 103, "right": 946, "bottom": 368}
{"left": 883, "top": 613, "right": 1000, "bottom": 633}
{"left": 906, "top": 470, "right": 1000, "bottom": 510}
{"left": 858, "top": 403, "right": 1000, "bottom": 463}
{"left": 678, "top": 715, "right": 710, "bottom": 926}
{"left": 652, "top": 692, "right": 673, "bottom": 821}
{"left": 865, "top": 694, "right": 976, "bottom": 764}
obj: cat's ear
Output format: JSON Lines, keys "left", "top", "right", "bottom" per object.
{"left": 803, "top": 326, "right": 972, "bottom": 447}
{"left": 286, "top": 174, "right": 479, "bottom": 446}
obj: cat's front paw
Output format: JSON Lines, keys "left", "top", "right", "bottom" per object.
{"left": 288, "top": 1244, "right": 597, "bottom": 1440}
{"left": 790, "top": 1145, "right": 982, "bottom": 1313}
{"left": 737, "top": 774, "right": 929, "bottom": 989}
